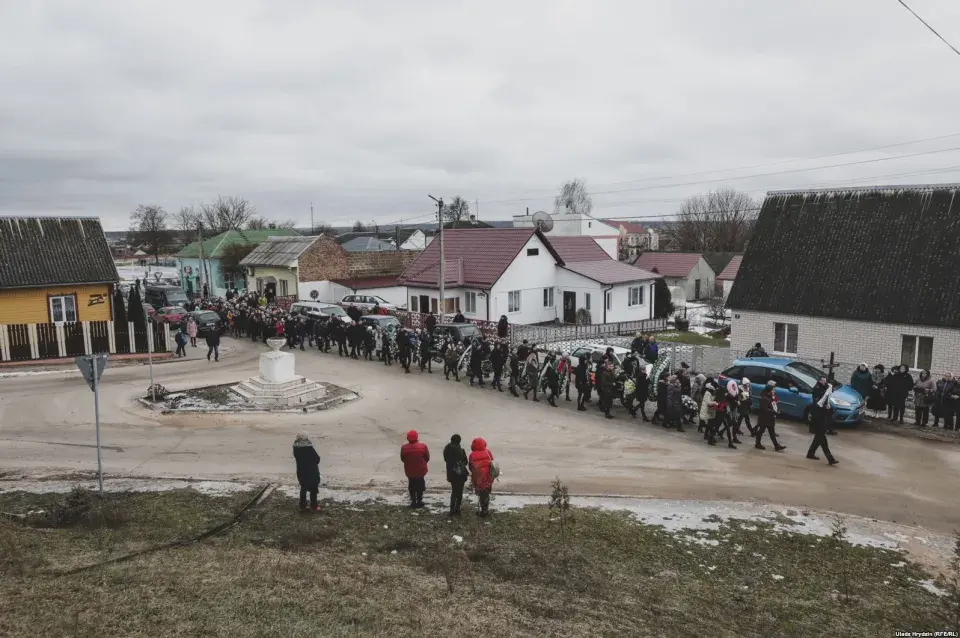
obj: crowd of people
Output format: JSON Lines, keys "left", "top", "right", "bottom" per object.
{"left": 849, "top": 363, "right": 959, "bottom": 431}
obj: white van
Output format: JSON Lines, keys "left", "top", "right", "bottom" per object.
{"left": 289, "top": 301, "right": 353, "bottom": 324}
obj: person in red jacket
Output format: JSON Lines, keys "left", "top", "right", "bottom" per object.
{"left": 400, "top": 429, "right": 430, "bottom": 508}
{"left": 468, "top": 437, "right": 495, "bottom": 517}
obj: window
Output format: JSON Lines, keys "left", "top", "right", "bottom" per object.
{"left": 901, "top": 335, "right": 933, "bottom": 370}
{"left": 508, "top": 290, "right": 521, "bottom": 313}
{"left": 526, "top": 248, "right": 539, "bottom": 256}
{"left": 605, "top": 291, "right": 612, "bottom": 311}
{"left": 628, "top": 285, "right": 644, "bottom": 307}
{"left": 465, "top": 291, "right": 477, "bottom": 314}
{"left": 773, "top": 322, "right": 799, "bottom": 355}
{"left": 410, "top": 296, "right": 419, "bottom": 312}
{"left": 694, "top": 279, "right": 702, "bottom": 300}
{"left": 585, "top": 293, "right": 591, "bottom": 310}
{"left": 444, "top": 298, "right": 458, "bottom": 314}
{"left": 543, "top": 287, "right": 554, "bottom": 308}
{"left": 769, "top": 370, "right": 799, "bottom": 392}
{"left": 49, "top": 295, "right": 77, "bottom": 323}
{"left": 279, "top": 280, "right": 288, "bottom": 296}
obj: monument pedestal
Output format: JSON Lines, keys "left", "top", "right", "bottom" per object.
{"left": 232, "top": 338, "right": 326, "bottom": 406}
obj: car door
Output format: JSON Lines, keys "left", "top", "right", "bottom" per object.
{"left": 741, "top": 365, "right": 769, "bottom": 408}
{"left": 768, "top": 369, "right": 803, "bottom": 418}
{"left": 570, "top": 347, "right": 591, "bottom": 368}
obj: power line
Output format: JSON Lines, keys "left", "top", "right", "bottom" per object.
{"left": 896, "top": 0, "right": 960, "bottom": 58}
{"left": 481, "top": 145, "right": 960, "bottom": 205}
{"left": 475, "top": 131, "right": 960, "bottom": 201}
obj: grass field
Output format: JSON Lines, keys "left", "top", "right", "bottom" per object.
{"left": 653, "top": 330, "right": 729, "bottom": 348}
{"left": 1, "top": 487, "right": 957, "bottom": 637}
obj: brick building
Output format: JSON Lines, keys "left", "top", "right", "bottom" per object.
{"left": 728, "top": 184, "right": 960, "bottom": 374}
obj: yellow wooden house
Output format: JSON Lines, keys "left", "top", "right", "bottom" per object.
{"left": 0, "top": 216, "right": 118, "bottom": 325}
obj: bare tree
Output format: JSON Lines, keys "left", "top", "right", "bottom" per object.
{"left": 200, "top": 196, "right": 256, "bottom": 234}
{"left": 705, "top": 295, "right": 728, "bottom": 328}
{"left": 246, "top": 216, "right": 298, "bottom": 231}
{"left": 554, "top": 178, "right": 592, "bottom": 216}
{"left": 172, "top": 206, "right": 199, "bottom": 233}
{"left": 352, "top": 220, "right": 367, "bottom": 232}
{"left": 667, "top": 188, "right": 758, "bottom": 252}
{"left": 129, "top": 205, "right": 172, "bottom": 264}
{"left": 442, "top": 196, "right": 470, "bottom": 223}
{"left": 312, "top": 222, "right": 336, "bottom": 237}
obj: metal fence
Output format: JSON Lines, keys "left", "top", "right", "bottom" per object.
{"left": 0, "top": 321, "right": 170, "bottom": 362}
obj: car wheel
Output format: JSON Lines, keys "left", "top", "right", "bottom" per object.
{"left": 803, "top": 406, "right": 813, "bottom": 426}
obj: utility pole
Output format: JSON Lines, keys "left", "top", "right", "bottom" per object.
{"left": 429, "top": 195, "right": 444, "bottom": 317}
{"left": 310, "top": 202, "right": 315, "bottom": 235}
{"left": 196, "top": 222, "right": 206, "bottom": 299}
{"left": 475, "top": 198, "right": 479, "bottom": 221}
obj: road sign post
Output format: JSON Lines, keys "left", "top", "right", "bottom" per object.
{"left": 75, "top": 354, "right": 108, "bottom": 497}
{"left": 147, "top": 321, "right": 155, "bottom": 402}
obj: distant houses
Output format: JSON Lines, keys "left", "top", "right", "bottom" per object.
{"left": 728, "top": 184, "right": 960, "bottom": 371}
{"left": 632, "top": 252, "right": 716, "bottom": 301}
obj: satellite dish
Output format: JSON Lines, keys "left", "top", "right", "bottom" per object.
{"left": 532, "top": 210, "right": 554, "bottom": 233}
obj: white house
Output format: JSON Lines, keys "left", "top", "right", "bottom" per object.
{"left": 603, "top": 220, "right": 659, "bottom": 260}
{"left": 398, "top": 228, "right": 660, "bottom": 324}
{"left": 632, "top": 252, "right": 716, "bottom": 301}
{"left": 728, "top": 184, "right": 960, "bottom": 373}
{"left": 512, "top": 209, "right": 620, "bottom": 260}
{"left": 716, "top": 255, "right": 742, "bottom": 300}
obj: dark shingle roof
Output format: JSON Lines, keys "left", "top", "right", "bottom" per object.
{"left": 702, "top": 251, "right": 740, "bottom": 275}
{"left": 727, "top": 184, "right": 960, "bottom": 328}
{"left": 632, "top": 252, "right": 704, "bottom": 278}
{"left": 546, "top": 236, "right": 611, "bottom": 263}
{"left": 562, "top": 260, "right": 659, "bottom": 285}
{"left": 0, "top": 216, "right": 118, "bottom": 289}
{"left": 399, "top": 228, "right": 562, "bottom": 288}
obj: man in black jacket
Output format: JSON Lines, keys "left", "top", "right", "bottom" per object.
{"left": 468, "top": 340, "right": 486, "bottom": 387}
{"left": 293, "top": 432, "right": 321, "bottom": 511}
{"left": 205, "top": 329, "right": 220, "bottom": 362}
{"left": 507, "top": 348, "right": 520, "bottom": 397}
{"left": 396, "top": 328, "right": 411, "bottom": 373}
{"left": 574, "top": 356, "right": 591, "bottom": 411}
{"left": 443, "top": 434, "right": 469, "bottom": 517}
{"left": 490, "top": 341, "right": 506, "bottom": 391}
{"left": 418, "top": 329, "right": 432, "bottom": 372}
{"left": 807, "top": 381, "right": 838, "bottom": 465}
{"left": 632, "top": 367, "right": 650, "bottom": 420}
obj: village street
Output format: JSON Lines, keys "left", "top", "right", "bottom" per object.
{"left": 1, "top": 336, "right": 958, "bottom": 537}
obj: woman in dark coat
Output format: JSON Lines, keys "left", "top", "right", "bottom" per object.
{"left": 866, "top": 364, "right": 886, "bottom": 414}
{"left": 632, "top": 367, "right": 650, "bottom": 421}
{"left": 443, "top": 434, "right": 469, "bottom": 516}
{"left": 497, "top": 315, "right": 509, "bottom": 339}
{"left": 754, "top": 382, "right": 785, "bottom": 451}
{"left": 293, "top": 432, "right": 321, "bottom": 511}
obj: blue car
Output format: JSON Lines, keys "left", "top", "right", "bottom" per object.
{"left": 718, "top": 357, "right": 865, "bottom": 426}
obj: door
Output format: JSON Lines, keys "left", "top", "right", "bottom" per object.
{"left": 694, "top": 279, "right": 701, "bottom": 300}
{"left": 768, "top": 369, "right": 803, "bottom": 417}
{"left": 563, "top": 291, "right": 576, "bottom": 323}
{"left": 419, "top": 295, "right": 429, "bottom": 314}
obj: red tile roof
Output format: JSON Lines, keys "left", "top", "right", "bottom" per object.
{"left": 716, "top": 255, "right": 743, "bottom": 281}
{"left": 399, "top": 228, "right": 561, "bottom": 289}
{"left": 332, "top": 275, "right": 400, "bottom": 290}
{"left": 545, "top": 236, "right": 610, "bottom": 263}
{"left": 562, "top": 260, "right": 659, "bottom": 285}
{"left": 632, "top": 252, "right": 704, "bottom": 278}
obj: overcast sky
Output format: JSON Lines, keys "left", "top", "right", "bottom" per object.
{"left": 2, "top": 0, "right": 960, "bottom": 230}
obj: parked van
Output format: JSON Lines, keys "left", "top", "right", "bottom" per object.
{"left": 289, "top": 301, "right": 353, "bottom": 323}
{"left": 144, "top": 284, "right": 189, "bottom": 310}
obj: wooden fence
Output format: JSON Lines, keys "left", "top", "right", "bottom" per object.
{"left": 0, "top": 321, "right": 170, "bottom": 362}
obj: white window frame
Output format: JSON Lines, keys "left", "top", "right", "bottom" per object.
{"left": 585, "top": 293, "right": 591, "bottom": 310}
{"left": 543, "top": 287, "right": 554, "bottom": 308}
{"left": 773, "top": 322, "right": 799, "bottom": 355}
{"left": 627, "top": 285, "right": 643, "bottom": 307}
{"left": 410, "top": 296, "right": 419, "bottom": 312}
{"left": 901, "top": 334, "right": 933, "bottom": 370}
{"left": 279, "top": 280, "right": 289, "bottom": 296}
{"left": 508, "top": 290, "right": 521, "bottom": 313}
{"left": 49, "top": 294, "right": 77, "bottom": 323}
{"left": 465, "top": 291, "right": 477, "bottom": 314}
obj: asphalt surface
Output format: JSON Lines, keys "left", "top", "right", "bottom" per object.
{"left": 1, "top": 336, "right": 958, "bottom": 537}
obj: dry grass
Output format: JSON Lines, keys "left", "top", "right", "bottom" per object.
{"left": 0, "top": 488, "right": 953, "bottom": 637}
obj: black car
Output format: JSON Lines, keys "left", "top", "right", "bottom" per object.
{"left": 433, "top": 322, "right": 481, "bottom": 344}
{"left": 182, "top": 310, "right": 223, "bottom": 336}
{"left": 359, "top": 315, "right": 402, "bottom": 331}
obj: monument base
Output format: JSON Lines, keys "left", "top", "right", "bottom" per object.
{"left": 231, "top": 342, "right": 326, "bottom": 406}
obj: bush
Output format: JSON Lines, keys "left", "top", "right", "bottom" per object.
{"left": 574, "top": 308, "right": 592, "bottom": 325}
{"left": 145, "top": 384, "right": 169, "bottom": 401}
{"left": 675, "top": 318, "right": 690, "bottom": 332}
{"left": 33, "top": 486, "right": 125, "bottom": 530}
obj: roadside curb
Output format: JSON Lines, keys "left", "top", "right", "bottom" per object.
{"left": 136, "top": 391, "right": 360, "bottom": 415}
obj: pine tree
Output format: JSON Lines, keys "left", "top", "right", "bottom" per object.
{"left": 653, "top": 277, "right": 675, "bottom": 319}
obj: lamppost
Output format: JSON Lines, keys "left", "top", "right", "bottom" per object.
{"left": 428, "top": 195, "right": 444, "bottom": 317}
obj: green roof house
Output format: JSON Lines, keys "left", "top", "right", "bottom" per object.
{"left": 176, "top": 228, "right": 299, "bottom": 297}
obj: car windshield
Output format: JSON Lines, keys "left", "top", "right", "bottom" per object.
{"left": 371, "top": 296, "right": 388, "bottom": 303}
{"left": 322, "top": 306, "right": 346, "bottom": 316}
{"left": 785, "top": 361, "right": 838, "bottom": 387}
{"left": 196, "top": 312, "right": 219, "bottom": 322}
{"left": 167, "top": 292, "right": 188, "bottom": 305}
{"left": 458, "top": 325, "right": 480, "bottom": 338}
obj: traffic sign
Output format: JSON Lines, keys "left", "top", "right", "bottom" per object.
{"left": 75, "top": 354, "right": 108, "bottom": 392}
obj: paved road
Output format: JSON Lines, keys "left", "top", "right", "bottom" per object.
{"left": 1, "top": 337, "right": 958, "bottom": 536}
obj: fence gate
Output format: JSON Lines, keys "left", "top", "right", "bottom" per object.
{"left": 63, "top": 322, "right": 86, "bottom": 356}
{"left": 35, "top": 323, "right": 60, "bottom": 359}
{"left": 114, "top": 322, "right": 131, "bottom": 354}
{"left": 6, "top": 324, "right": 32, "bottom": 360}
{"left": 133, "top": 323, "right": 149, "bottom": 353}
{"left": 89, "top": 321, "right": 111, "bottom": 354}
{"left": 151, "top": 322, "right": 168, "bottom": 352}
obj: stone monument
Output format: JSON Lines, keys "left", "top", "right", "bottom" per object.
{"left": 232, "top": 337, "right": 326, "bottom": 406}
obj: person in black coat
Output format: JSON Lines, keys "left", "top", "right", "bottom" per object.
{"left": 490, "top": 341, "right": 506, "bottom": 392}
{"left": 755, "top": 382, "right": 785, "bottom": 451}
{"left": 507, "top": 348, "right": 521, "bottom": 397}
{"left": 633, "top": 367, "right": 650, "bottom": 421}
{"left": 807, "top": 383, "right": 838, "bottom": 465}
{"left": 652, "top": 372, "right": 668, "bottom": 423}
{"left": 468, "top": 340, "right": 486, "bottom": 387}
{"left": 425, "top": 312, "right": 437, "bottom": 335}
{"left": 205, "top": 330, "right": 220, "bottom": 362}
{"left": 396, "top": 328, "right": 411, "bottom": 373}
{"left": 574, "top": 356, "right": 591, "bottom": 411}
{"left": 453, "top": 311, "right": 465, "bottom": 323}
{"left": 497, "top": 315, "right": 509, "bottom": 339}
{"left": 293, "top": 432, "right": 321, "bottom": 510}
{"left": 443, "top": 434, "right": 469, "bottom": 516}
{"left": 418, "top": 329, "right": 432, "bottom": 372}
{"left": 884, "top": 365, "right": 913, "bottom": 424}
{"left": 346, "top": 305, "right": 362, "bottom": 323}
{"left": 296, "top": 318, "right": 308, "bottom": 351}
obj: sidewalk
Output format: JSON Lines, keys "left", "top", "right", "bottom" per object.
{"left": 0, "top": 351, "right": 173, "bottom": 375}
{"left": 860, "top": 412, "right": 960, "bottom": 444}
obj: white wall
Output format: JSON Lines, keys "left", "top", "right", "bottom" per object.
{"left": 360, "top": 286, "right": 407, "bottom": 307}
{"left": 555, "top": 269, "right": 603, "bottom": 323}
{"left": 406, "top": 285, "right": 488, "bottom": 319}
{"left": 400, "top": 230, "right": 426, "bottom": 251}
{"left": 721, "top": 279, "right": 734, "bottom": 299}
{"left": 730, "top": 309, "right": 960, "bottom": 374}
{"left": 604, "top": 280, "right": 656, "bottom": 323}
{"left": 299, "top": 280, "right": 351, "bottom": 303}
{"left": 490, "top": 234, "right": 560, "bottom": 325}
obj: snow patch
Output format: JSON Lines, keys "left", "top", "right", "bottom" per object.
{"left": 918, "top": 579, "right": 947, "bottom": 597}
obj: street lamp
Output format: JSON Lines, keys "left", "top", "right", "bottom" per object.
{"left": 428, "top": 195, "right": 444, "bottom": 317}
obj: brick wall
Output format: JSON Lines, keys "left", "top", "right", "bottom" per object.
{"left": 346, "top": 250, "right": 420, "bottom": 278}
{"left": 730, "top": 309, "right": 960, "bottom": 376}
{"left": 298, "top": 237, "right": 349, "bottom": 283}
